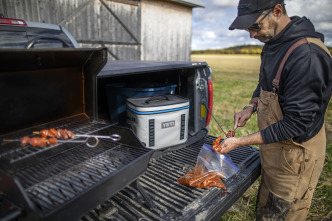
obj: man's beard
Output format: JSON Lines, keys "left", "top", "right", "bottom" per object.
{"left": 255, "top": 19, "right": 279, "bottom": 43}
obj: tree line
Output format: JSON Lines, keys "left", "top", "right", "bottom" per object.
{"left": 192, "top": 44, "right": 332, "bottom": 55}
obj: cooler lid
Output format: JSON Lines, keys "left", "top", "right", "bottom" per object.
{"left": 127, "top": 95, "right": 189, "bottom": 113}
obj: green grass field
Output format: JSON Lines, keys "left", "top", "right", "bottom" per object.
{"left": 191, "top": 54, "right": 332, "bottom": 220}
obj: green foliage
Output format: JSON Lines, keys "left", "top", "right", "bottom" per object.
{"left": 192, "top": 45, "right": 332, "bottom": 55}
{"left": 191, "top": 54, "right": 332, "bottom": 221}
{"left": 192, "top": 45, "right": 263, "bottom": 55}
{"left": 328, "top": 46, "right": 332, "bottom": 54}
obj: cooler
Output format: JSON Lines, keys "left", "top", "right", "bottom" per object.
{"left": 126, "top": 95, "right": 189, "bottom": 149}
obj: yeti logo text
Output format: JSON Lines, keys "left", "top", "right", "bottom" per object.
{"left": 161, "top": 120, "right": 175, "bottom": 129}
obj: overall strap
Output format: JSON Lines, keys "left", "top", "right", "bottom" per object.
{"left": 307, "top": 37, "right": 332, "bottom": 57}
{"left": 272, "top": 37, "right": 332, "bottom": 92}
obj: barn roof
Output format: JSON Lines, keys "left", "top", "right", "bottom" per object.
{"left": 168, "top": 0, "right": 204, "bottom": 8}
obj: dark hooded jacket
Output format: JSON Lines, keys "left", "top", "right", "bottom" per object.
{"left": 252, "top": 16, "right": 332, "bottom": 144}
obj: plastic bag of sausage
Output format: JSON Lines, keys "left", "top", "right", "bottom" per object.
{"left": 177, "top": 143, "right": 239, "bottom": 190}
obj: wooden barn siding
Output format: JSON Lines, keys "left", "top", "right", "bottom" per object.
{"left": 0, "top": 0, "right": 141, "bottom": 60}
{"left": 141, "top": 0, "right": 192, "bottom": 61}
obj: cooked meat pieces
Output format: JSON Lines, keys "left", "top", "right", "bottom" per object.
{"left": 19, "top": 136, "right": 58, "bottom": 147}
{"left": 29, "top": 137, "right": 48, "bottom": 147}
{"left": 212, "top": 135, "right": 222, "bottom": 148}
{"left": 38, "top": 128, "right": 75, "bottom": 139}
{"left": 54, "top": 129, "right": 62, "bottom": 138}
{"left": 49, "top": 128, "right": 57, "bottom": 137}
{"left": 58, "top": 129, "right": 68, "bottom": 139}
{"left": 65, "top": 129, "right": 75, "bottom": 138}
{"left": 177, "top": 168, "right": 226, "bottom": 189}
{"left": 212, "top": 135, "right": 223, "bottom": 152}
{"left": 212, "top": 131, "right": 236, "bottom": 152}
{"left": 47, "top": 137, "right": 58, "bottom": 145}
{"left": 226, "top": 130, "right": 236, "bottom": 138}
{"left": 36, "top": 128, "right": 76, "bottom": 139}
{"left": 20, "top": 136, "right": 30, "bottom": 147}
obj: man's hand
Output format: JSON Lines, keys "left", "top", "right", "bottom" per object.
{"left": 217, "top": 137, "right": 239, "bottom": 154}
{"left": 215, "top": 132, "right": 264, "bottom": 154}
{"left": 233, "top": 108, "right": 253, "bottom": 130}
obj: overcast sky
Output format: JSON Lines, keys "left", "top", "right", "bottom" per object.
{"left": 191, "top": 0, "right": 332, "bottom": 50}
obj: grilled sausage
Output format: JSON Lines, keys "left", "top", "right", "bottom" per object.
{"left": 58, "top": 129, "right": 68, "bottom": 139}
{"left": 47, "top": 137, "right": 58, "bottom": 146}
{"left": 65, "top": 130, "right": 76, "bottom": 138}
{"left": 29, "top": 137, "right": 47, "bottom": 147}
{"left": 20, "top": 136, "right": 30, "bottom": 147}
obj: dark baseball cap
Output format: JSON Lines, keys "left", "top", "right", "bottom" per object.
{"left": 229, "top": 0, "right": 284, "bottom": 30}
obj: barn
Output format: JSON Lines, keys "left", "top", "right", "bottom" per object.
{"left": 0, "top": 0, "right": 204, "bottom": 61}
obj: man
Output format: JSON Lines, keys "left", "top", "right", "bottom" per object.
{"left": 215, "top": 0, "right": 332, "bottom": 220}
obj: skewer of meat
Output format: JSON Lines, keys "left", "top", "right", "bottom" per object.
{"left": 3, "top": 136, "right": 99, "bottom": 148}
{"left": 38, "top": 128, "right": 58, "bottom": 138}
{"left": 3, "top": 136, "right": 58, "bottom": 147}
{"left": 33, "top": 128, "right": 76, "bottom": 139}
{"left": 33, "top": 128, "right": 121, "bottom": 142}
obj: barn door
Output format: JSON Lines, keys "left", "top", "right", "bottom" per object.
{"left": 59, "top": 0, "right": 141, "bottom": 60}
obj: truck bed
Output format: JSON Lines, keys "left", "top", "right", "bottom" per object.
{"left": 81, "top": 134, "right": 261, "bottom": 221}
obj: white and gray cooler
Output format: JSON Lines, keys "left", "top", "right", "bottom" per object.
{"left": 126, "top": 95, "right": 189, "bottom": 149}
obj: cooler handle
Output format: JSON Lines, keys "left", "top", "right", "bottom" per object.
{"left": 145, "top": 95, "right": 169, "bottom": 103}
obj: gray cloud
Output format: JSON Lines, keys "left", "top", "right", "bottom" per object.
{"left": 192, "top": 0, "right": 332, "bottom": 49}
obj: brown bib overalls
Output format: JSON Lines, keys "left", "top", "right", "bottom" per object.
{"left": 256, "top": 89, "right": 326, "bottom": 221}
{"left": 255, "top": 38, "right": 330, "bottom": 221}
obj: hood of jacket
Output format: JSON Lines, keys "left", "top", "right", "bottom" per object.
{"left": 266, "top": 16, "right": 324, "bottom": 48}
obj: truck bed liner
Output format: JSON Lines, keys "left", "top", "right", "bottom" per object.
{"left": 81, "top": 135, "right": 261, "bottom": 220}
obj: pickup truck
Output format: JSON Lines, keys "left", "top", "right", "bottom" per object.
{"left": 0, "top": 15, "right": 79, "bottom": 48}
{"left": 0, "top": 16, "right": 260, "bottom": 221}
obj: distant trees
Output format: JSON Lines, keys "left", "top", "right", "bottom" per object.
{"left": 192, "top": 45, "right": 263, "bottom": 55}
{"left": 192, "top": 44, "right": 332, "bottom": 55}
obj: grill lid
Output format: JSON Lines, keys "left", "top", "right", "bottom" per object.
{"left": 0, "top": 48, "right": 107, "bottom": 135}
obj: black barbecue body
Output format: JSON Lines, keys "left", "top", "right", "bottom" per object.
{"left": 0, "top": 50, "right": 261, "bottom": 221}
{"left": 0, "top": 49, "right": 154, "bottom": 221}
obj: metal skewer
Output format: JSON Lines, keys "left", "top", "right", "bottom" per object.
{"left": 3, "top": 139, "right": 21, "bottom": 142}
{"left": 204, "top": 104, "right": 227, "bottom": 136}
{"left": 74, "top": 134, "right": 121, "bottom": 142}
{"left": 3, "top": 137, "right": 100, "bottom": 148}
{"left": 58, "top": 137, "right": 100, "bottom": 148}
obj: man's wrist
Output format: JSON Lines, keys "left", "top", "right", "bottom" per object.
{"left": 243, "top": 104, "right": 257, "bottom": 113}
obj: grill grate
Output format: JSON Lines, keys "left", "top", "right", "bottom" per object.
{"left": 0, "top": 118, "right": 154, "bottom": 219}
{"left": 0, "top": 118, "right": 115, "bottom": 162}
{"left": 20, "top": 141, "right": 148, "bottom": 214}
{"left": 81, "top": 136, "right": 259, "bottom": 221}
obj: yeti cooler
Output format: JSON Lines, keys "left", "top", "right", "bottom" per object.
{"left": 126, "top": 95, "right": 189, "bottom": 149}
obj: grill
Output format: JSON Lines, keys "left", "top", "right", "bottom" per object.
{"left": 0, "top": 48, "right": 154, "bottom": 221}
{"left": 0, "top": 50, "right": 261, "bottom": 221}
{"left": 81, "top": 136, "right": 260, "bottom": 220}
